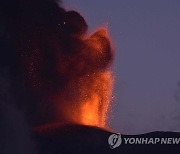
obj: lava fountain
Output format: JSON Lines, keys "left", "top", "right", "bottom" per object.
{"left": 65, "top": 29, "right": 114, "bottom": 128}
{"left": 55, "top": 28, "right": 114, "bottom": 128}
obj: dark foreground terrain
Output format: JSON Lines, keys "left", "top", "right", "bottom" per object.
{"left": 35, "top": 124, "right": 180, "bottom": 154}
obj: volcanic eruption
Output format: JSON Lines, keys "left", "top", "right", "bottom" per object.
{"left": 0, "top": 0, "right": 114, "bottom": 128}
{"left": 2, "top": 1, "right": 180, "bottom": 154}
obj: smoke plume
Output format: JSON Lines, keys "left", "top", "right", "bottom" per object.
{"left": 0, "top": 0, "right": 114, "bottom": 128}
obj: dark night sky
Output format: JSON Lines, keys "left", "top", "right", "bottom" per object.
{"left": 64, "top": 0, "right": 180, "bottom": 134}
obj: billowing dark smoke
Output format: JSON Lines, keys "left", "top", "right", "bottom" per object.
{"left": 0, "top": 0, "right": 114, "bottom": 128}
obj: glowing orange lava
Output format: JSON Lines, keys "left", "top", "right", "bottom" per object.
{"left": 55, "top": 28, "right": 113, "bottom": 129}
{"left": 79, "top": 72, "right": 113, "bottom": 128}
{"left": 70, "top": 29, "right": 113, "bottom": 128}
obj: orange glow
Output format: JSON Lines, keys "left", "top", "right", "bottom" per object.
{"left": 55, "top": 28, "right": 113, "bottom": 129}
{"left": 79, "top": 72, "right": 113, "bottom": 128}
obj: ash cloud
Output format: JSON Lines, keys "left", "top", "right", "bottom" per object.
{"left": 0, "top": 0, "right": 113, "bottom": 127}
